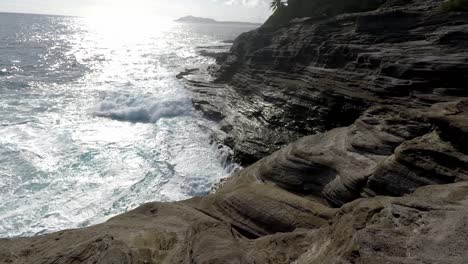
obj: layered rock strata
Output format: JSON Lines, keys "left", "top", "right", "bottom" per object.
{"left": 187, "top": 0, "right": 468, "bottom": 164}
{"left": 1, "top": 0, "right": 468, "bottom": 263}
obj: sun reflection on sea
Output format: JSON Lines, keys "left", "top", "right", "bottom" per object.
{"left": 64, "top": 9, "right": 177, "bottom": 90}
{"left": 83, "top": 14, "right": 174, "bottom": 45}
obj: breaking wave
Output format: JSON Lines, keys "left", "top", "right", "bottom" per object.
{"left": 94, "top": 96, "right": 192, "bottom": 123}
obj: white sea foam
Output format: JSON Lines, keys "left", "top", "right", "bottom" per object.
{"left": 0, "top": 66, "right": 22, "bottom": 76}
{"left": 94, "top": 96, "right": 192, "bottom": 123}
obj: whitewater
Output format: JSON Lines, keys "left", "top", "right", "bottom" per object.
{"left": 0, "top": 12, "right": 256, "bottom": 238}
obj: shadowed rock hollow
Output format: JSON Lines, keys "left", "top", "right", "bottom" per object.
{"left": 1, "top": 0, "right": 468, "bottom": 263}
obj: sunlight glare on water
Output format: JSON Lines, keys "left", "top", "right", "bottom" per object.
{"left": 0, "top": 12, "right": 254, "bottom": 238}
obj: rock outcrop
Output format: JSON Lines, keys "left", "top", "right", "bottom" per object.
{"left": 1, "top": 0, "right": 468, "bottom": 263}
{"left": 187, "top": 0, "right": 468, "bottom": 164}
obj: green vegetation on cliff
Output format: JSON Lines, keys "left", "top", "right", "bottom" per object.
{"left": 266, "top": 0, "right": 386, "bottom": 26}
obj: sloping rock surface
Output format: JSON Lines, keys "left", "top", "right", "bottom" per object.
{"left": 1, "top": 0, "right": 468, "bottom": 263}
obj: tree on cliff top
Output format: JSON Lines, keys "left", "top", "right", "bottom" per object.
{"left": 270, "top": 0, "right": 286, "bottom": 12}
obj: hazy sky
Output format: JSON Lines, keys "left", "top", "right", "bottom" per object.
{"left": 0, "top": 0, "right": 272, "bottom": 22}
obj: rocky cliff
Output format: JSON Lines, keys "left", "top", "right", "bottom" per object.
{"left": 1, "top": 0, "right": 468, "bottom": 263}
{"left": 190, "top": 0, "right": 468, "bottom": 164}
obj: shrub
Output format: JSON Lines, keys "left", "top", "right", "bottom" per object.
{"left": 442, "top": 0, "right": 468, "bottom": 12}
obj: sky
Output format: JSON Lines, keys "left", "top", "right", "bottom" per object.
{"left": 0, "top": 0, "right": 272, "bottom": 23}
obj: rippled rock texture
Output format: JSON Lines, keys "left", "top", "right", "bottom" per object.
{"left": 2, "top": 0, "right": 468, "bottom": 263}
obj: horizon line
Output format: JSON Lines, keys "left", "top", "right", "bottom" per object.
{"left": 0, "top": 11, "right": 267, "bottom": 24}
{"left": 0, "top": 11, "right": 79, "bottom": 18}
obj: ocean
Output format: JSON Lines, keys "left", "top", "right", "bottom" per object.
{"left": 0, "top": 12, "right": 256, "bottom": 238}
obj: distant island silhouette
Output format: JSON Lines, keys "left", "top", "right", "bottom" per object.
{"left": 175, "top": 16, "right": 261, "bottom": 26}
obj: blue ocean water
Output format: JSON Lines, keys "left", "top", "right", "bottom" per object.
{"left": 0, "top": 12, "right": 254, "bottom": 238}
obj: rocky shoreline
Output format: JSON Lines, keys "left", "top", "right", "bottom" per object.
{"left": 1, "top": 0, "right": 468, "bottom": 263}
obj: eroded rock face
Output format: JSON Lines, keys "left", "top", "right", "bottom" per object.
{"left": 187, "top": 0, "right": 468, "bottom": 165}
{"left": 2, "top": 0, "right": 468, "bottom": 263}
{"left": 295, "top": 182, "right": 468, "bottom": 264}
{"left": 215, "top": 102, "right": 468, "bottom": 208}
{"left": 366, "top": 100, "right": 468, "bottom": 197}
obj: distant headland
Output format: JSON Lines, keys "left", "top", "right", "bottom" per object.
{"left": 175, "top": 16, "right": 261, "bottom": 26}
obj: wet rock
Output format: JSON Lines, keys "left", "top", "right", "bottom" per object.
{"left": 176, "top": 68, "right": 199, "bottom": 79}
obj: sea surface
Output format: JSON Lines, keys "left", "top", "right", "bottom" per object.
{"left": 0, "top": 12, "right": 256, "bottom": 238}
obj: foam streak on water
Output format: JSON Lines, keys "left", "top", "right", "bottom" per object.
{"left": 0, "top": 13, "right": 254, "bottom": 238}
